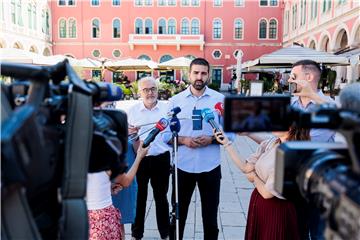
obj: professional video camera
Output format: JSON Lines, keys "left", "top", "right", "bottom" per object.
{"left": 223, "top": 95, "right": 360, "bottom": 240}
{"left": 1, "top": 60, "right": 128, "bottom": 239}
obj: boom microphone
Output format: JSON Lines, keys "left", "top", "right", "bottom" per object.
{"left": 201, "top": 108, "right": 221, "bottom": 132}
{"left": 167, "top": 107, "right": 181, "bottom": 117}
{"left": 142, "top": 118, "right": 169, "bottom": 148}
{"left": 214, "top": 102, "right": 224, "bottom": 116}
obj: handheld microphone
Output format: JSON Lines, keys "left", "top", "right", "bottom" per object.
{"left": 87, "top": 82, "right": 123, "bottom": 102}
{"left": 201, "top": 108, "right": 221, "bottom": 132}
{"left": 142, "top": 118, "right": 169, "bottom": 148}
{"left": 167, "top": 107, "right": 181, "bottom": 117}
{"left": 170, "top": 117, "right": 181, "bottom": 133}
{"left": 214, "top": 102, "right": 224, "bottom": 116}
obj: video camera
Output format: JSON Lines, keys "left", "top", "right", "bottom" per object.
{"left": 1, "top": 60, "right": 128, "bottom": 239}
{"left": 223, "top": 95, "right": 360, "bottom": 240}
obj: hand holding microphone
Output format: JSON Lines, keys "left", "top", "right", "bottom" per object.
{"left": 142, "top": 118, "right": 169, "bottom": 148}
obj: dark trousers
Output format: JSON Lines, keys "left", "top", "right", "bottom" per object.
{"left": 131, "top": 151, "right": 170, "bottom": 239}
{"left": 170, "top": 165, "right": 221, "bottom": 240}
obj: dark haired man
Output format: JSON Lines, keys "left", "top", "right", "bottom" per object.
{"left": 168, "top": 58, "right": 224, "bottom": 240}
{"left": 289, "top": 60, "right": 336, "bottom": 240}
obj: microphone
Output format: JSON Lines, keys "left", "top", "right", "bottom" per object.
{"left": 87, "top": 82, "right": 123, "bottom": 102}
{"left": 201, "top": 108, "right": 221, "bottom": 132}
{"left": 214, "top": 102, "right": 224, "bottom": 116}
{"left": 170, "top": 117, "right": 181, "bottom": 133}
{"left": 142, "top": 118, "right": 169, "bottom": 148}
{"left": 167, "top": 107, "right": 181, "bottom": 117}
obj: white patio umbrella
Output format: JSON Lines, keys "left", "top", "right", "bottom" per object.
{"left": 157, "top": 57, "right": 192, "bottom": 70}
{"left": 0, "top": 48, "right": 39, "bottom": 64}
{"left": 243, "top": 45, "right": 349, "bottom": 70}
{"left": 104, "top": 58, "right": 158, "bottom": 71}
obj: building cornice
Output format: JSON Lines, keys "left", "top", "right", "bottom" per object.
{"left": 283, "top": 7, "right": 359, "bottom": 46}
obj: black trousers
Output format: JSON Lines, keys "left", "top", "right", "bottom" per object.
{"left": 131, "top": 151, "right": 171, "bottom": 239}
{"left": 170, "top": 165, "right": 221, "bottom": 240}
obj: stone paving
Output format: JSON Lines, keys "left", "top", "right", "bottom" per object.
{"left": 123, "top": 135, "right": 259, "bottom": 240}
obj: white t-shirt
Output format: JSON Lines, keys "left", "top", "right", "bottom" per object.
{"left": 86, "top": 171, "right": 112, "bottom": 210}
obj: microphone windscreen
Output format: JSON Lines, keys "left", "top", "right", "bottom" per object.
{"left": 201, "top": 108, "right": 215, "bottom": 122}
{"left": 172, "top": 106, "right": 181, "bottom": 115}
{"left": 155, "top": 118, "right": 169, "bottom": 131}
{"left": 214, "top": 102, "right": 224, "bottom": 116}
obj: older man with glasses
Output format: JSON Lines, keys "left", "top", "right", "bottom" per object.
{"left": 127, "top": 76, "right": 171, "bottom": 240}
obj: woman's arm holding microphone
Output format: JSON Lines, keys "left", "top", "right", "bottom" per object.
{"left": 111, "top": 141, "right": 149, "bottom": 194}
{"left": 213, "top": 129, "right": 254, "bottom": 173}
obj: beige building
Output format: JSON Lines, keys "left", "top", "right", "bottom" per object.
{"left": 0, "top": 0, "right": 52, "bottom": 56}
{"left": 282, "top": 0, "right": 360, "bottom": 84}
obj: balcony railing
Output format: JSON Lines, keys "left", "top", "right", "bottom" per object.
{"left": 128, "top": 34, "right": 204, "bottom": 51}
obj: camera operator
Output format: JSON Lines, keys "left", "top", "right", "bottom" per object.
{"left": 213, "top": 126, "right": 310, "bottom": 240}
{"left": 288, "top": 60, "right": 337, "bottom": 239}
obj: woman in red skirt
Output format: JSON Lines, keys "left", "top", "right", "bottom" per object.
{"left": 214, "top": 126, "right": 310, "bottom": 240}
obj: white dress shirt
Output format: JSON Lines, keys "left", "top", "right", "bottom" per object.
{"left": 167, "top": 87, "right": 224, "bottom": 173}
{"left": 126, "top": 100, "right": 170, "bottom": 156}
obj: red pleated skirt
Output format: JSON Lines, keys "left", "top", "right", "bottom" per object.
{"left": 245, "top": 189, "right": 300, "bottom": 240}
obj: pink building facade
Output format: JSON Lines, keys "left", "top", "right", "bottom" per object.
{"left": 51, "top": 0, "right": 283, "bottom": 88}
{"left": 282, "top": 0, "right": 360, "bottom": 83}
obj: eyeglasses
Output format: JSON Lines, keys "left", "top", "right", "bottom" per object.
{"left": 141, "top": 87, "right": 157, "bottom": 94}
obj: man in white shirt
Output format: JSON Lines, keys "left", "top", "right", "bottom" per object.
{"left": 288, "top": 60, "right": 336, "bottom": 240}
{"left": 128, "top": 77, "right": 170, "bottom": 240}
{"left": 168, "top": 58, "right": 224, "bottom": 240}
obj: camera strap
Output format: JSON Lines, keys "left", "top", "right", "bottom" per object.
{"left": 60, "top": 90, "right": 93, "bottom": 239}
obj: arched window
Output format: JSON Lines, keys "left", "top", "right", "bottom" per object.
{"left": 92, "top": 19, "right": 100, "bottom": 38}
{"left": 135, "top": 19, "right": 143, "bottom": 34}
{"left": 28, "top": 4, "right": 32, "bottom": 29}
{"left": 138, "top": 54, "right": 151, "bottom": 60}
{"left": 259, "top": 19, "right": 267, "bottom": 39}
{"left": 159, "top": 54, "right": 173, "bottom": 63}
{"left": 168, "top": 18, "right": 176, "bottom": 34}
{"left": 113, "top": 19, "right": 121, "bottom": 38}
{"left": 16, "top": 0, "right": 23, "bottom": 26}
{"left": 158, "top": 18, "right": 166, "bottom": 34}
{"left": 181, "top": 19, "right": 189, "bottom": 34}
{"left": 234, "top": 19, "right": 243, "bottom": 39}
{"left": 145, "top": 19, "right": 153, "bottom": 34}
{"left": 32, "top": 4, "right": 36, "bottom": 29}
{"left": 68, "top": 18, "right": 76, "bottom": 38}
{"left": 269, "top": 19, "right": 277, "bottom": 39}
{"left": 43, "top": 48, "right": 51, "bottom": 56}
{"left": 59, "top": 19, "right": 66, "bottom": 38}
{"left": 213, "top": 19, "right": 222, "bottom": 39}
{"left": 191, "top": 19, "right": 199, "bottom": 34}
{"left": 45, "top": 11, "right": 50, "bottom": 34}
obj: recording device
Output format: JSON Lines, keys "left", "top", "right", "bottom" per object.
{"left": 1, "top": 60, "right": 128, "bottom": 239}
{"left": 142, "top": 118, "right": 169, "bottom": 148}
{"left": 223, "top": 95, "right": 360, "bottom": 239}
{"left": 201, "top": 108, "right": 221, "bottom": 132}
{"left": 289, "top": 82, "right": 297, "bottom": 95}
{"left": 223, "top": 96, "right": 291, "bottom": 132}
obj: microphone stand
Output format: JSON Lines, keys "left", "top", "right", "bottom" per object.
{"left": 170, "top": 115, "right": 180, "bottom": 240}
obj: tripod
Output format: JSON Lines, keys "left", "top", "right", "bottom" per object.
{"left": 169, "top": 116, "right": 180, "bottom": 240}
